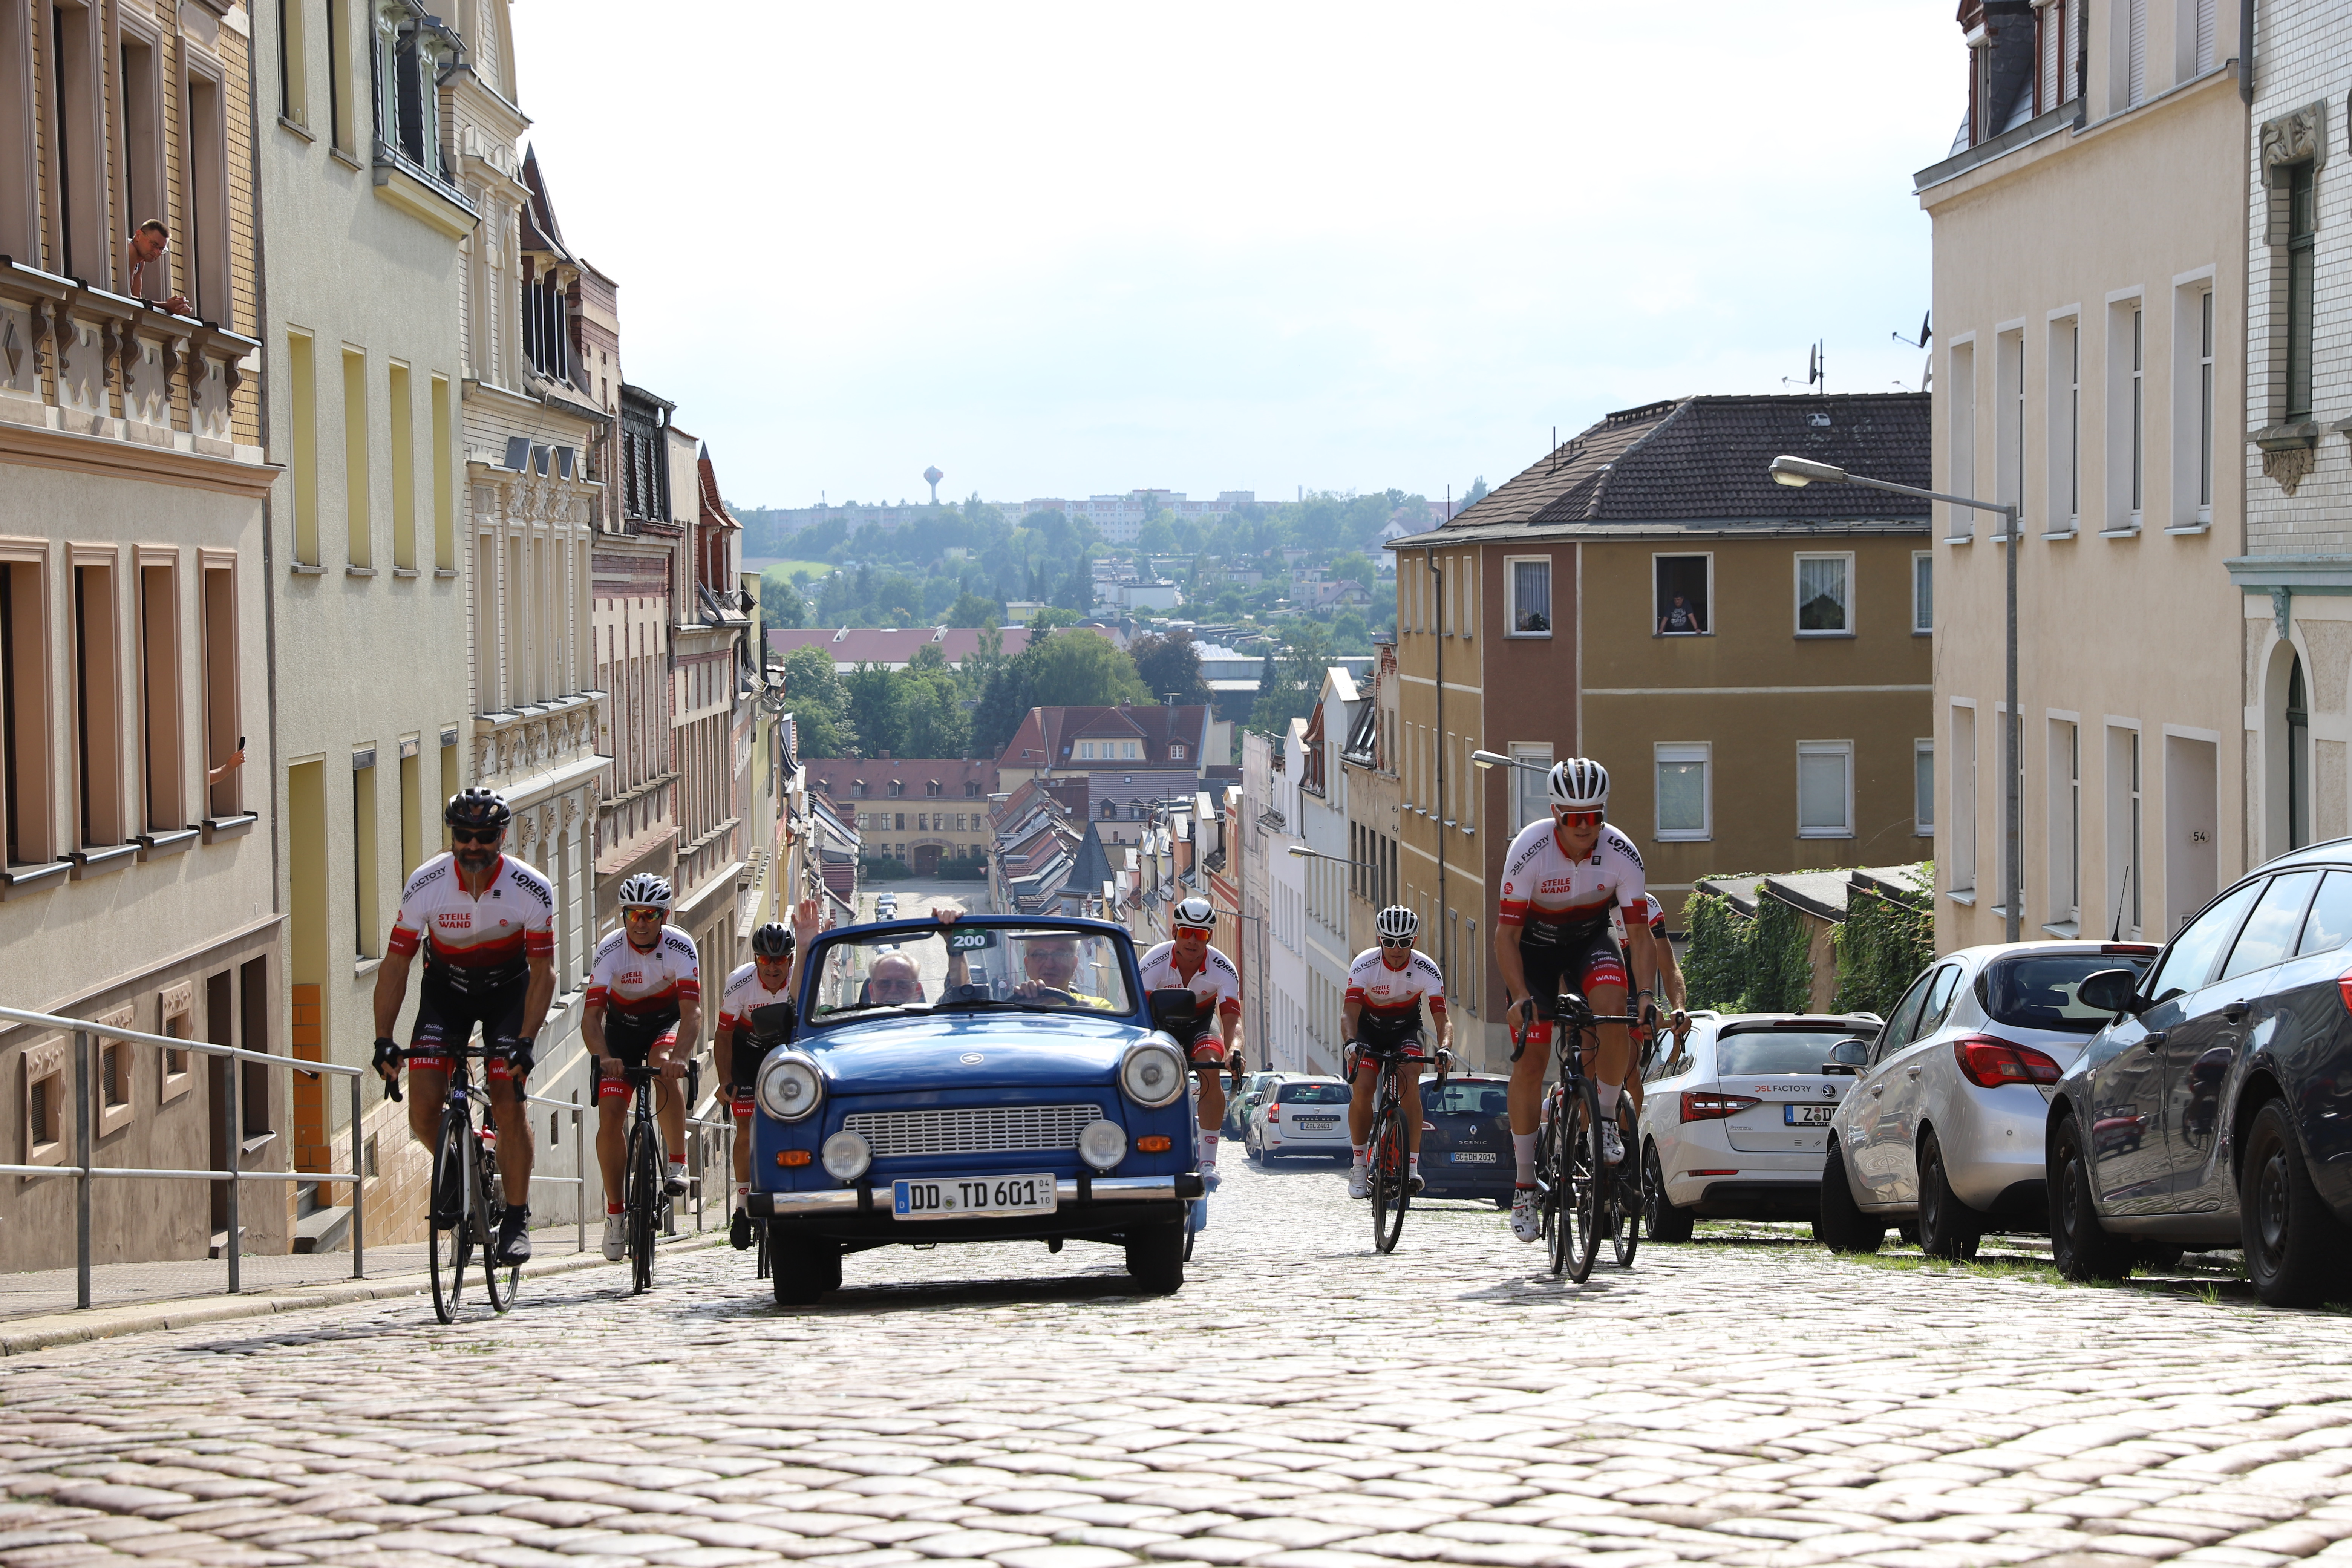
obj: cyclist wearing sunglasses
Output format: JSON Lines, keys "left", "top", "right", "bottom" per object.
{"left": 1342, "top": 905, "right": 1452, "bottom": 1199}
{"left": 584, "top": 874, "right": 701, "bottom": 1262}
{"left": 1137, "top": 896, "right": 1245, "bottom": 1190}
{"left": 372, "top": 788, "right": 557, "bottom": 1268}
{"left": 1492, "top": 758, "right": 1659, "bottom": 1245}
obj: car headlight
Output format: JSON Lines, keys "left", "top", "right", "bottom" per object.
{"left": 1078, "top": 1118, "right": 1127, "bottom": 1172}
{"left": 821, "top": 1129, "right": 872, "bottom": 1184}
{"left": 1120, "top": 1038, "right": 1186, "bottom": 1108}
{"left": 757, "top": 1053, "right": 824, "bottom": 1122}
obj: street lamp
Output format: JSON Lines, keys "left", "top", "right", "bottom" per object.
{"left": 1769, "top": 455, "right": 2022, "bottom": 942}
{"left": 1470, "top": 749, "right": 1541, "bottom": 773}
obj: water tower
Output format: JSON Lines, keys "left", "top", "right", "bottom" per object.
{"left": 924, "top": 465, "right": 943, "bottom": 504}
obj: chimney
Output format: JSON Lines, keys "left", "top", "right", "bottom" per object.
{"left": 879, "top": 750, "right": 891, "bottom": 760}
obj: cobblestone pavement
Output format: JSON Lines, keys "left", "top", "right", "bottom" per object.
{"left": 7, "top": 1154, "right": 2352, "bottom": 1568}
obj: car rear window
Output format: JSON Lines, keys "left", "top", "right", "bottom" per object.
{"left": 1979, "top": 952, "right": 2156, "bottom": 1033}
{"left": 1713, "top": 1030, "right": 1860, "bottom": 1076}
{"left": 1277, "top": 1083, "right": 1349, "bottom": 1105}
{"left": 1426, "top": 1081, "right": 1511, "bottom": 1116}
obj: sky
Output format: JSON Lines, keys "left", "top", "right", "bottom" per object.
{"left": 509, "top": 2, "right": 1957, "bottom": 514}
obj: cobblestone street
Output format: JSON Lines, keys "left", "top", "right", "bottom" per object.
{"left": 7, "top": 1156, "right": 2352, "bottom": 1568}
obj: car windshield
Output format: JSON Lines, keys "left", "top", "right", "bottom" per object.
{"left": 1980, "top": 952, "right": 2156, "bottom": 1034}
{"left": 1714, "top": 1029, "right": 1862, "bottom": 1076}
{"left": 1425, "top": 1081, "right": 1511, "bottom": 1116}
{"left": 805, "top": 924, "right": 1134, "bottom": 1023}
{"left": 1277, "top": 1082, "right": 1350, "bottom": 1105}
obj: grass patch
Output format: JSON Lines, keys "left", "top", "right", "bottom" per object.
{"left": 752, "top": 559, "right": 835, "bottom": 584}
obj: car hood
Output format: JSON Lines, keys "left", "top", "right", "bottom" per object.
{"left": 802, "top": 1011, "right": 1141, "bottom": 1092}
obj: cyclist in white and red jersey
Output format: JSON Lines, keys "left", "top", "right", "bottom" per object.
{"left": 371, "top": 788, "right": 556, "bottom": 1268}
{"left": 1343, "top": 905, "right": 1453, "bottom": 1199}
{"left": 1493, "top": 758, "right": 1661, "bottom": 1244}
{"left": 584, "top": 874, "right": 701, "bottom": 1261}
{"left": 1137, "top": 896, "right": 1245, "bottom": 1190}
{"left": 715, "top": 898, "right": 822, "bottom": 1249}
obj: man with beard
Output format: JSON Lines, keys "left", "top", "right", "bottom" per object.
{"left": 372, "top": 789, "right": 557, "bottom": 1267}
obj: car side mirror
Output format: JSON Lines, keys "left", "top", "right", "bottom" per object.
{"left": 1148, "top": 988, "right": 1204, "bottom": 1035}
{"left": 1821, "top": 1038, "right": 1870, "bottom": 1076}
{"left": 2076, "top": 968, "right": 2144, "bottom": 1016}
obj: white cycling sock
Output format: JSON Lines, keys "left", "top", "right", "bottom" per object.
{"left": 1200, "top": 1133, "right": 1219, "bottom": 1168}
{"left": 1514, "top": 1133, "right": 1538, "bottom": 1185}
{"left": 1351, "top": 1145, "right": 1369, "bottom": 1163}
{"left": 1596, "top": 1083, "right": 1622, "bottom": 1119}
{"left": 733, "top": 1183, "right": 749, "bottom": 1204}
{"left": 1409, "top": 1153, "right": 1420, "bottom": 1173}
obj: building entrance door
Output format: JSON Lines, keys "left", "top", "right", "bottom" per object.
{"left": 914, "top": 843, "right": 940, "bottom": 876}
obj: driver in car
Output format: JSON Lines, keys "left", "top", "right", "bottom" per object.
{"left": 863, "top": 950, "right": 926, "bottom": 1006}
{"left": 1009, "top": 932, "right": 1116, "bottom": 1008}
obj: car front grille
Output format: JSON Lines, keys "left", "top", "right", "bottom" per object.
{"left": 843, "top": 1103, "right": 1104, "bottom": 1158}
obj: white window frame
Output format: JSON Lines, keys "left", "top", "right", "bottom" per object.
{"left": 1950, "top": 700, "right": 1978, "bottom": 896}
{"left": 1504, "top": 555, "right": 1552, "bottom": 639}
{"left": 1793, "top": 551, "right": 1856, "bottom": 638}
{"left": 2044, "top": 309, "right": 2082, "bottom": 535}
{"left": 1654, "top": 742, "right": 1711, "bottom": 842}
{"left": 1796, "top": 740, "right": 1855, "bottom": 840}
{"left": 1914, "top": 738, "right": 1935, "bottom": 836}
{"left": 2104, "top": 289, "right": 2145, "bottom": 534}
{"left": 1651, "top": 551, "right": 1714, "bottom": 637}
{"left": 1946, "top": 335, "right": 1977, "bottom": 541}
{"left": 1911, "top": 551, "right": 1933, "bottom": 635}
{"left": 1508, "top": 741, "right": 1552, "bottom": 833}
{"left": 2169, "top": 268, "right": 2216, "bottom": 531}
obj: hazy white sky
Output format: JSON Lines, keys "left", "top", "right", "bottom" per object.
{"left": 510, "top": 2, "right": 1956, "bottom": 513}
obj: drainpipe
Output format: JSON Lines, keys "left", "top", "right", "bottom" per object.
{"left": 1426, "top": 545, "right": 1444, "bottom": 992}
{"left": 2238, "top": 0, "right": 2253, "bottom": 103}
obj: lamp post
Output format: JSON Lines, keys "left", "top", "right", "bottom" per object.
{"left": 1768, "top": 455, "right": 2021, "bottom": 942}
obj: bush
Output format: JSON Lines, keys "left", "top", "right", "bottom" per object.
{"left": 935, "top": 856, "right": 988, "bottom": 882}
{"left": 1681, "top": 883, "right": 1756, "bottom": 1012}
{"left": 1832, "top": 864, "right": 1935, "bottom": 1019}
{"left": 1681, "top": 875, "right": 1814, "bottom": 1014}
{"left": 1746, "top": 895, "right": 1816, "bottom": 1014}
{"left": 859, "top": 857, "right": 912, "bottom": 882}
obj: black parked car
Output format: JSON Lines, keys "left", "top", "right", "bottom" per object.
{"left": 2052, "top": 842, "right": 2352, "bottom": 1305}
{"left": 1416, "top": 1075, "right": 1514, "bottom": 1205}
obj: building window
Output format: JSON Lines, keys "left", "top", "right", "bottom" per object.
{"left": 1653, "top": 555, "right": 1710, "bottom": 635}
{"left": 926, "top": 780, "right": 941, "bottom": 796}
{"left": 2046, "top": 316, "right": 2079, "bottom": 530}
{"left": 1952, "top": 706, "right": 1981, "bottom": 894}
{"left": 1996, "top": 329, "right": 2024, "bottom": 516}
{"left": 44, "top": 0, "right": 104, "bottom": 284}
{"left": 2121, "top": 0, "right": 2147, "bottom": 106}
{"left": 1170, "top": 743, "right": 1186, "bottom": 760}
{"left": 1947, "top": 338, "right": 1976, "bottom": 536}
{"left": 1123, "top": 741, "right": 1138, "bottom": 759}
{"left": 966, "top": 781, "right": 982, "bottom": 796}
{"left": 1796, "top": 741, "right": 1854, "bottom": 839}
{"left": 1654, "top": 743, "right": 1710, "bottom": 841}
{"left": 343, "top": 348, "right": 370, "bottom": 567}
{"left": 2287, "top": 161, "right": 2316, "bottom": 424}
{"left": 390, "top": 363, "right": 415, "bottom": 569}
{"left": 371, "top": 0, "right": 453, "bottom": 180}
{"left": 138, "top": 558, "right": 182, "bottom": 835}
{"left": 0, "top": 556, "right": 52, "bottom": 867}
{"left": 1911, "top": 552, "right": 1933, "bottom": 634}
{"left": 289, "top": 332, "right": 319, "bottom": 564}
{"left": 888, "top": 779, "right": 903, "bottom": 796}
{"left": 352, "top": 753, "right": 378, "bottom": 960}
{"left": 73, "top": 559, "right": 122, "bottom": 850}
{"left": 1506, "top": 557, "right": 1551, "bottom": 636}
{"left": 182, "top": 63, "right": 230, "bottom": 325}
{"left": 2048, "top": 719, "right": 2080, "bottom": 926}
{"left": 1794, "top": 553, "right": 1853, "bottom": 635}
{"left": 1508, "top": 742, "right": 1552, "bottom": 833}
{"left": 2197, "top": 289, "right": 2214, "bottom": 512}
{"left": 2106, "top": 724, "right": 2141, "bottom": 934}
{"left": 201, "top": 564, "right": 240, "bottom": 819}
{"left": 2108, "top": 299, "right": 2145, "bottom": 528}
{"left": 1914, "top": 739, "right": 1934, "bottom": 836}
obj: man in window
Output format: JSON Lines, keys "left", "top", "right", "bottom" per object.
{"left": 1657, "top": 593, "right": 1704, "bottom": 636}
{"left": 123, "top": 220, "right": 191, "bottom": 316}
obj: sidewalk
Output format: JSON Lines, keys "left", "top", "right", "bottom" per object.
{"left": 0, "top": 1221, "right": 726, "bottom": 1354}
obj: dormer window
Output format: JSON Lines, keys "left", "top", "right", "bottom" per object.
{"left": 851, "top": 780, "right": 867, "bottom": 797}
{"left": 888, "top": 780, "right": 905, "bottom": 797}
{"left": 1170, "top": 744, "right": 1186, "bottom": 761}
{"left": 372, "top": 1, "right": 457, "bottom": 185}
{"left": 926, "top": 781, "right": 942, "bottom": 797}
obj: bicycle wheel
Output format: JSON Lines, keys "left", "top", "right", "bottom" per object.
{"left": 1534, "top": 1102, "right": 1562, "bottom": 1269}
{"left": 1610, "top": 1108, "right": 1641, "bottom": 1268}
{"left": 1560, "top": 1077, "right": 1604, "bottom": 1283}
{"left": 428, "top": 1112, "right": 467, "bottom": 1323}
{"left": 479, "top": 1139, "right": 515, "bottom": 1313}
{"left": 1370, "top": 1098, "right": 1408, "bottom": 1254}
{"left": 626, "top": 1121, "right": 658, "bottom": 1294}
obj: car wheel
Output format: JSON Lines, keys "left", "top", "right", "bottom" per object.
{"left": 769, "top": 1230, "right": 843, "bottom": 1307}
{"left": 1124, "top": 1220, "right": 1185, "bottom": 1294}
{"left": 1643, "top": 1143, "right": 1695, "bottom": 1243}
{"left": 1813, "top": 1139, "right": 1886, "bottom": 1254}
{"left": 1915, "top": 1130, "right": 1982, "bottom": 1262}
{"left": 2047, "top": 1111, "right": 2133, "bottom": 1282}
{"left": 2240, "top": 1099, "right": 2351, "bottom": 1307}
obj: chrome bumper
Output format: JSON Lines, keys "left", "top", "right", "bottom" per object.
{"left": 749, "top": 1173, "right": 1200, "bottom": 1219}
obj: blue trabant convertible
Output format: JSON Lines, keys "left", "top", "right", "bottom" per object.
{"left": 746, "top": 915, "right": 1205, "bottom": 1305}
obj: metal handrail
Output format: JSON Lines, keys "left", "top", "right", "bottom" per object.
{"left": 0, "top": 1003, "right": 363, "bottom": 1075}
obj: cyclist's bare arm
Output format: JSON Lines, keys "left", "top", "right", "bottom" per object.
{"left": 668, "top": 995, "right": 701, "bottom": 1073}
{"left": 370, "top": 948, "right": 416, "bottom": 1072}
{"left": 1624, "top": 924, "right": 1661, "bottom": 1013}
{"left": 1343, "top": 997, "right": 1364, "bottom": 1041}
{"left": 1493, "top": 922, "right": 1532, "bottom": 1017}
{"left": 582, "top": 999, "right": 611, "bottom": 1065}
{"left": 520, "top": 950, "right": 557, "bottom": 1040}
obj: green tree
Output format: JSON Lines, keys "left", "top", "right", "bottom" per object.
{"left": 1248, "top": 624, "right": 1332, "bottom": 737}
{"left": 844, "top": 663, "right": 904, "bottom": 757}
{"left": 1136, "top": 518, "right": 1178, "bottom": 555}
{"left": 760, "top": 570, "right": 806, "bottom": 629}
{"left": 1328, "top": 552, "right": 1375, "bottom": 591}
{"left": 945, "top": 590, "right": 1001, "bottom": 627}
{"left": 782, "top": 645, "right": 856, "bottom": 758}
{"left": 1026, "top": 629, "right": 1149, "bottom": 708}
{"left": 1130, "top": 628, "right": 1210, "bottom": 704}
{"left": 1026, "top": 606, "right": 1080, "bottom": 632}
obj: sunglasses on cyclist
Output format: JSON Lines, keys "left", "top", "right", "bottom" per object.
{"left": 450, "top": 828, "right": 502, "bottom": 845}
{"left": 1554, "top": 810, "right": 1603, "bottom": 829}
{"left": 1380, "top": 937, "right": 1413, "bottom": 949}
{"left": 1175, "top": 924, "right": 1215, "bottom": 938}
{"left": 623, "top": 906, "right": 664, "bottom": 920}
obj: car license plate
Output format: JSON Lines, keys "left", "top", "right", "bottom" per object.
{"left": 1296, "top": 1115, "right": 1338, "bottom": 1128}
{"left": 891, "top": 1173, "right": 1057, "bottom": 1220}
{"left": 1450, "top": 1152, "right": 1496, "bottom": 1164}
{"left": 1783, "top": 1104, "right": 1836, "bottom": 1126}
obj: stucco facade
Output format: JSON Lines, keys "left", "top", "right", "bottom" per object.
{"left": 1922, "top": 0, "right": 2247, "bottom": 948}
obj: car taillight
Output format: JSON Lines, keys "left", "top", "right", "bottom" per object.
{"left": 2337, "top": 963, "right": 2352, "bottom": 1015}
{"left": 1952, "top": 1035, "right": 2062, "bottom": 1087}
{"left": 1266, "top": 1105, "right": 1281, "bottom": 1122}
{"left": 1681, "top": 1091, "right": 1761, "bottom": 1122}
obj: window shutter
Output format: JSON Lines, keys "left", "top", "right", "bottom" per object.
{"left": 2127, "top": 0, "right": 2147, "bottom": 104}
{"left": 2040, "top": 5, "right": 2060, "bottom": 111}
{"left": 2064, "top": 0, "right": 2081, "bottom": 102}
{"left": 2195, "top": 0, "right": 2216, "bottom": 72}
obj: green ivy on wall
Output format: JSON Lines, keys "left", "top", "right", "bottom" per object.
{"left": 1831, "top": 864, "right": 1936, "bottom": 1020}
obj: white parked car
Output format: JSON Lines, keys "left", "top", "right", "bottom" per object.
{"left": 1639, "top": 1010, "right": 1882, "bottom": 1243}
{"left": 1244, "top": 1077, "right": 1351, "bottom": 1164}
{"left": 1817, "top": 940, "right": 2160, "bottom": 1259}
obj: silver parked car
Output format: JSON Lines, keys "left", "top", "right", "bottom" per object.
{"left": 1818, "top": 940, "right": 2159, "bottom": 1258}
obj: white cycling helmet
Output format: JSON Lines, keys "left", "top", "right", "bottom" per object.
{"left": 616, "top": 873, "right": 673, "bottom": 911}
{"left": 1173, "top": 895, "right": 1216, "bottom": 930}
{"left": 1375, "top": 905, "right": 1418, "bottom": 941}
{"left": 1547, "top": 758, "right": 1610, "bottom": 812}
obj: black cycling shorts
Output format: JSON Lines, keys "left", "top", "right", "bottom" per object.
{"left": 1516, "top": 922, "right": 1628, "bottom": 1020}
{"left": 409, "top": 975, "right": 529, "bottom": 1077}
{"left": 1349, "top": 1012, "right": 1427, "bottom": 1075}
{"left": 598, "top": 1010, "right": 680, "bottom": 1102}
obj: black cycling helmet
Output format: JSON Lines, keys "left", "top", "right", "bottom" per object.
{"left": 751, "top": 922, "right": 795, "bottom": 960}
{"left": 444, "top": 786, "right": 512, "bottom": 832}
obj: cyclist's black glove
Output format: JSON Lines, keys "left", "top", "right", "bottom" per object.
{"left": 373, "top": 1037, "right": 403, "bottom": 1100}
{"left": 506, "top": 1037, "right": 536, "bottom": 1084}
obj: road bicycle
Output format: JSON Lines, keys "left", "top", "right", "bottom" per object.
{"left": 616, "top": 1053, "right": 697, "bottom": 1294}
{"left": 1512, "top": 992, "right": 1646, "bottom": 1282}
{"left": 385, "top": 1043, "right": 517, "bottom": 1322}
{"left": 1354, "top": 1034, "right": 1450, "bottom": 1254}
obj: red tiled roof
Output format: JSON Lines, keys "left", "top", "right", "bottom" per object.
{"left": 767, "top": 626, "right": 1038, "bottom": 669}
{"left": 997, "top": 704, "right": 1210, "bottom": 772}
{"left": 802, "top": 757, "right": 998, "bottom": 802}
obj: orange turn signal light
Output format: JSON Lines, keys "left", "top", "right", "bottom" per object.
{"left": 777, "top": 1150, "right": 812, "bottom": 1167}
{"left": 1136, "top": 1135, "right": 1172, "bottom": 1153}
